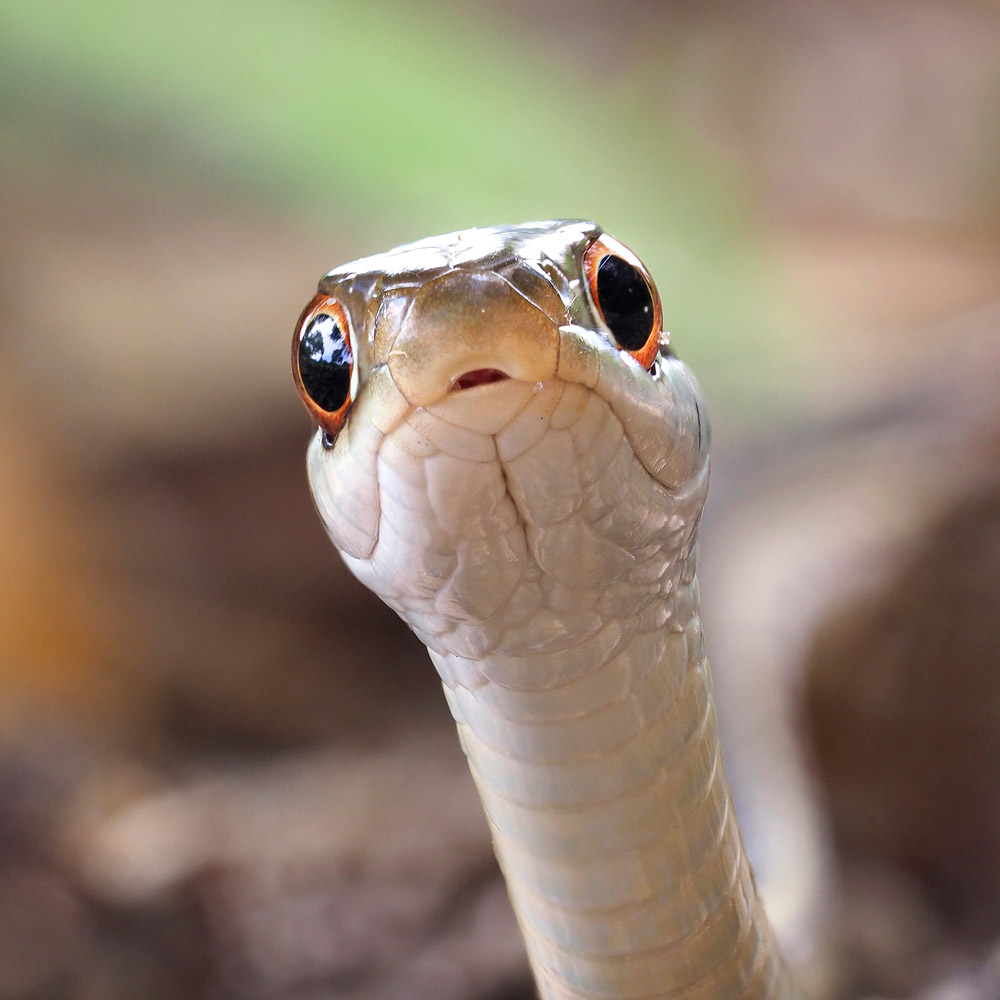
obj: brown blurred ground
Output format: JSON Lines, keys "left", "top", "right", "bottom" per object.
{"left": 1, "top": 2, "right": 1000, "bottom": 998}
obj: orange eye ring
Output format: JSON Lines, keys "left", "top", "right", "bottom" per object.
{"left": 292, "top": 293, "right": 357, "bottom": 441}
{"left": 583, "top": 235, "right": 664, "bottom": 371}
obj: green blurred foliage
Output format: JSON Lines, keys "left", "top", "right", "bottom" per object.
{"left": 0, "top": 0, "right": 799, "bottom": 415}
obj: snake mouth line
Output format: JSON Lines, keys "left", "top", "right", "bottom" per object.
{"left": 453, "top": 368, "right": 510, "bottom": 390}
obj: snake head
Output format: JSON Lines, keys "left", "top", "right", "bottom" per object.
{"left": 293, "top": 221, "right": 709, "bottom": 652}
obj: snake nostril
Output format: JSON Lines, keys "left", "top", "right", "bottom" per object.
{"left": 453, "top": 368, "right": 509, "bottom": 390}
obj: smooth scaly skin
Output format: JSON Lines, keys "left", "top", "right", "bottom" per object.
{"left": 302, "top": 222, "right": 792, "bottom": 999}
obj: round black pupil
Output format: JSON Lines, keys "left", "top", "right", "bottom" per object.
{"left": 595, "top": 254, "right": 654, "bottom": 351}
{"left": 298, "top": 314, "right": 352, "bottom": 412}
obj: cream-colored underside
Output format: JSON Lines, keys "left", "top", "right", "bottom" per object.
{"left": 318, "top": 377, "right": 790, "bottom": 999}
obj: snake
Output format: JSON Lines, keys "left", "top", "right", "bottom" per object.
{"left": 290, "top": 221, "right": 796, "bottom": 999}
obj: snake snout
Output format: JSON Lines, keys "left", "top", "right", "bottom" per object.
{"left": 386, "top": 270, "right": 560, "bottom": 408}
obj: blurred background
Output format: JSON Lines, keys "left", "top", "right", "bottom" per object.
{"left": 1, "top": 1, "right": 999, "bottom": 997}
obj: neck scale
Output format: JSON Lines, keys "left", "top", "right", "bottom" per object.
{"left": 431, "top": 562, "right": 788, "bottom": 1000}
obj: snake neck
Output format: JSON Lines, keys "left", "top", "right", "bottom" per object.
{"left": 428, "top": 574, "right": 791, "bottom": 1000}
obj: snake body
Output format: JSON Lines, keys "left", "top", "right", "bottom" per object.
{"left": 292, "top": 221, "right": 792, "bottom": 999}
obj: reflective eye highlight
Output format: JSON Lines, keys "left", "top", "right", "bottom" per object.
{"left": 292, "top": 294, "right": 357, "bottom": 440}
{"left": 583, "top": 235, "right": 664, "bottom": 370}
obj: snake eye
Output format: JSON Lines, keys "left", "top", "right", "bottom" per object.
{"left": 292, "top": 293, "right": 358, "bottom": 441}
{"left": 583, "top": 235, "right": 664, "bottom": 370}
